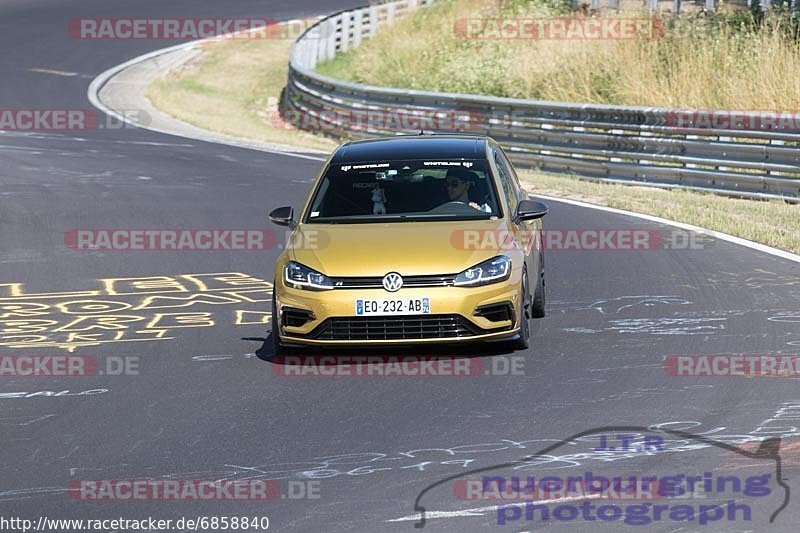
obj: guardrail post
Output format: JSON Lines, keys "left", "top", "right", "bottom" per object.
{"left": 316, "top": 25, "right": 327, "bottom": 65}
{"left": 311, "top": 39, "right": 319, "bottom": 68}
{"left": 645, "top": 0, "right": 659, "bottom": 11}
{"left": 369, "top": 5, "right": 379, "bottom": 37}
{"left": 353, "top": 9, "right": 364, "bottom": 48}
{"left": 705, "top": 0, "right": 716, "bottom": 12}
{"left": 770, "top": 139, "right": 785, "bottom": 176}
{"left": 325, "top": 14, "right": 339, "bottom": 61}
{"left": 340, "top": 13, "right": 351, "bottom": 53}
{"left": 299, "top": 40, "right": 309, "bottom": 70}
{"left": 674, "top": 0, "right": 682, "bottom": 13}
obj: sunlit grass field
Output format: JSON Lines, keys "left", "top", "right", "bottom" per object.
{"left": 317, "top": 0, "right": 800, "bottom": 110}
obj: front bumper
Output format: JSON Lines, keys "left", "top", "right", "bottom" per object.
{"left": 274, "top": 272, "right": 522, "bottom": 346}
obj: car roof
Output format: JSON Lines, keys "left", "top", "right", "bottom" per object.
{"left": 329, "top": 135, "right": 491, "bottom": 164}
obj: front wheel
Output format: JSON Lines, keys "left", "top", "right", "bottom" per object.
{"left": 531, "top": 252, "right": 546, "bottom": 318}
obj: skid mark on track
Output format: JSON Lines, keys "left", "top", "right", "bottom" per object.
{"left": 564, "top": 317, "right": 726, "bottom": 336}
{"left": 549, "top": 295, "right": 693, "bottom": 315}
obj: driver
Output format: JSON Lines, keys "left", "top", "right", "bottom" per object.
{"left": 444, "top": 167, "right": 491, "bottom": 212}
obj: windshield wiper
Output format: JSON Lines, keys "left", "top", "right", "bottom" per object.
{"left": 309, "top": 213, "right": 491, "bottom": 223}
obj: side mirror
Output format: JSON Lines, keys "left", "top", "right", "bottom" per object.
{"left": 269, "top": 206, "right": 294, "bottom": 227}
{"left": 515, "top": 200, "right": 549, "bottom": 221}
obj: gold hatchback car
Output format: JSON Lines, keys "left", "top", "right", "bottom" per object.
{"left": 268, "top": 135, "right": 548, "bottom": 354}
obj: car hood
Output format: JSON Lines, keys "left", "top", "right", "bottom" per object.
{"left": 287, "top": 220, "right": 518, "bottom": 277}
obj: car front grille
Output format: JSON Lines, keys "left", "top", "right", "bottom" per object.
{"left": 329, "top": 274, "right": 455, "bottom": 289}
{"left": 307, "top": 314, "right": 497, "bottom": 341}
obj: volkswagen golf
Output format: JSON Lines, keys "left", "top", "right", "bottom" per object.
{"left": 268, "top": 135, "right": 548, "bottom": 354}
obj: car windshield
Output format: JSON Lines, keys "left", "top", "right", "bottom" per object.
{"left": 303, "top": 159, "right": 501, "bottom": 223}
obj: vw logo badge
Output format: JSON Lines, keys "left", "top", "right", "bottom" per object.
{"left": 382, "top": 272, "right": 403, "bottom": 292}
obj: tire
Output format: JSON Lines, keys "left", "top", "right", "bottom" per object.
{"left": 531, "top": 251, "right": 546, "bottom": 318}
{"left": 511, "top": 269, "right": 531, "bottom": 350}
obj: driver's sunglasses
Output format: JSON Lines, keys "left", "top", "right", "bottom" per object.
{"left": 445, "top": 179, "right": 463, "bottom": 188}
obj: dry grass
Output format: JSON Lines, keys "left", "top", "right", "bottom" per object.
{"left": 148, "top": 37, "right": 338, "bottom": 152}
{"left": 317, "top": 0, "right": 800, "bottom": 109}
{"left": 520, "top": 172, "right": 800, "bottom": 254}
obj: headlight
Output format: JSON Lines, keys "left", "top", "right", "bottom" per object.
{"left": 284, "top": 261, "right": 334, "bottom": 290}
{"left": 454, "top": 256, "right": 511, "bottom": 287}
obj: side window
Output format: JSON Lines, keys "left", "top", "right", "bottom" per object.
{"left": 497, "top": 147, "right": 525, "bottom": 201}
{"left": 494, "top": 150, "right": 518, "bottom": 214}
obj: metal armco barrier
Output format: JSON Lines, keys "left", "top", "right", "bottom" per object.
{"left": 285, "top": 0, "right": 800, "bottom": 201}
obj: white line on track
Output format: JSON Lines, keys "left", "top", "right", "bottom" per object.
{"left": 533, "top": 193, "right": 800, "bottom": 265}
{"left": 387, "top": 494, "right": 602, "bottom": 523}
{"left": 28, "top": 67, "right": 79, "bottom": 77}
{"left": 86, "top": 21, "right": 326, "bottom": 162}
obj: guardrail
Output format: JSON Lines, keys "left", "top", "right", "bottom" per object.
{"left": 285, "top": 0, "right": 800, "bottom": 202}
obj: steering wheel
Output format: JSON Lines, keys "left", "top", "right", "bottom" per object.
{"left": 429, "top": 201, "right": 484, "bottom": 214}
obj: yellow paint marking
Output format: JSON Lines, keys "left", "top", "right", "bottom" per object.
{"left": 224, "top": 289, "right": 272, "bottom": 303}
{"left": 0, "top": 272, "right": 275, "bottom": 350}
{"left": 134, "top": 293, "right": 241, "bottom": 310}
{"left": 53, "top": 315, "right": 147, "bottom": 332}
{"left": 56, "top": 300, "right": 133, "bottom": 315}
{"left": 0, "top": 302, "right": 51, "bottom": 318}
{"left": 181, "top": 272, "right": 272, "bottom": 291}
{"left": 0, "top": 291, "right": 101, "bottom": 301}
{"left": 235, "top": 310, "right": 271, "bottom": 325}
{"left": 102, "top": 276, "right": 190, "bottom": 296}
{"left": 136, "top": 328, "right": 170, "bottom": 338}
{"left": 0, "top": 283, "right": 25, "bottom": 298}
{"left": 146, "top": 312, "right": 215, "bottom": 329}
{"left": 1, "top": 319, "right": 59, "bottom": 334}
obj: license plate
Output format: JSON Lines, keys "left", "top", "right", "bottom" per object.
{"left": 355, "top": 298, "right": 430, "bottom": 316}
